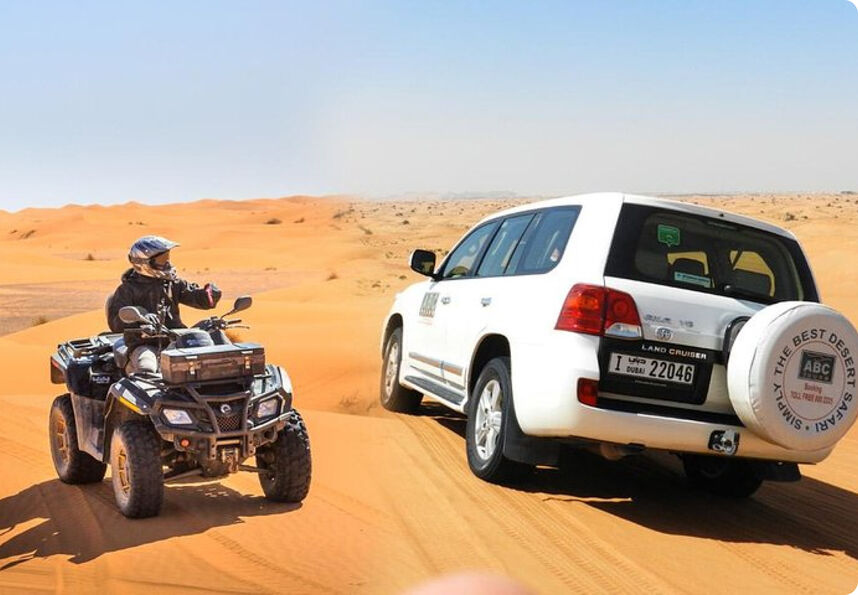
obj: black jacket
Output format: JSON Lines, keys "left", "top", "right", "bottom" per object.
{"left": 107, "top": 269, "right": 221, "bottom": 349}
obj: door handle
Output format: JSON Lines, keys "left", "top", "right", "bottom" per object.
{"left": 481, "top": 297, "right": 492, "bottom": 307}
{"left": 440, "top": 296, "right": 451, "bottom": 305}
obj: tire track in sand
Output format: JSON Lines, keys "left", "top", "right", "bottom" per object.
{"left": 393, "top": 413, "right": 672, "bottom": 593}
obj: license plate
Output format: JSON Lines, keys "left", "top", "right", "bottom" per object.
{"left": 608, "top": 353, "right": 695, "bottom": 385}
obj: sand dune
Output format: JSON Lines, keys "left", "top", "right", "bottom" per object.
{"left": 1, "top": 194, "right": 857, "bottom": 593}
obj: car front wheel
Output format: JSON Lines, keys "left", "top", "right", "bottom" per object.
{"left": 379, "top": 327, "right": 422, "bottom": 413}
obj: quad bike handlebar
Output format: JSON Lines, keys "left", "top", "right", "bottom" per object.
{"left": 118, "top": 295, "right": 253, "bottom": 339}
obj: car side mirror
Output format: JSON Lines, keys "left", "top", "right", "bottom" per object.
{"left": 223, "top": 295, "right": 252, "bottom": 318}
{"left": 410, "top": 249, "right": 438, "bottom": 279}
{"left": 118, "top": 306, "right": 148, "bottom": 325}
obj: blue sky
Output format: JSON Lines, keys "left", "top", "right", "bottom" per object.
{"left": 1, "top": 1, "right": 857, "bottom": 211}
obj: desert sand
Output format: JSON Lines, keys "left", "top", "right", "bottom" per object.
{"left": 0, "top": 193, "right": 857, "bottom": 594}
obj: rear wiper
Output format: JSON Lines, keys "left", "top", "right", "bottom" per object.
{"left": 721, "top": 284, "right": 777, "bottom": 305}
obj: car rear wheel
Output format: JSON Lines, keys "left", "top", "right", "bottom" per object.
{"left": 110, "top": 420, "right": 165, "bottom": 518}
{"left": 466, "top": 357, "right": 534, "bottom": 483}
{"left": 380, "top": 327, "right": 422, "bottom": 413}
{"left": 683, "top": 454, "right": 763, "bottom": 498}
{"left": 49, "top": 394, "right": 107, "bottom": 484}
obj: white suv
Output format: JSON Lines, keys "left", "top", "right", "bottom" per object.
{"left": 379, "top": 193, "right": 858, "bottom": 497}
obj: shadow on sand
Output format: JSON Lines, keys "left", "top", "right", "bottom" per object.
{"left": 0, "top": 479, "right": 300, "bottom": 569}
{"left": 419, "top": 402, "right": 858, "bottom": 560}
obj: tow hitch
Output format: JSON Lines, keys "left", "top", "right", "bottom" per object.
{"left": 219, "top": 446, "right": 241, "bottom": 473}
{"left": 708, "top": 429, "right": 740, "bottom": 456}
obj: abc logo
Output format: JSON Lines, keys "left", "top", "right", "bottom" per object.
{"left": 798, "top": 350, "right": 835, "bottom": 384}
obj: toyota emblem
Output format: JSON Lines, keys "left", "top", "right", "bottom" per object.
{"left": 219, "top": 403, "right": 232, "bottom": 415}
{"left": 656, "top": 327, "right": 673, "bottom": 341}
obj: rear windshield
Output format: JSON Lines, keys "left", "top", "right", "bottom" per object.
{"left": 605, "top": 204, "right": 818, "bottom": 304}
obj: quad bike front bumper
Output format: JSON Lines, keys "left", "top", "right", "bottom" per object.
{"left": 108, "top": 365, "right": 295, "bottom": 474}
{"left": 160, "top": 411, "right": 291, "bottom": 474}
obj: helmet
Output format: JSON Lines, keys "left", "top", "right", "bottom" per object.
{"left": 128, "top": 235, "right": 179, "bottom": 279}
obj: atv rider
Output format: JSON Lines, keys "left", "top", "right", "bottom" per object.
{"left": 107, "top": 235, "right": 222, "bottom": 374}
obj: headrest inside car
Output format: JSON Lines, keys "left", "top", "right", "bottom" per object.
{"left": 731, "top": 269, "right": 772, "bottom": 296}
{"left": 670, "top": 257, "right": 706, "bottom": 277}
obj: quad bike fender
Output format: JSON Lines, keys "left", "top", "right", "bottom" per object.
{"left": 103, "top": 378, "right": 155, "bottom": 460}
{"left": 70, "top": 393, "right": 107, "bottom": 461}
{"left": 271, "top": 365, "right": 294, "bottom": 411}
{"left": 107, "top": 377, "right": 159, "bottom": 415}
{"left": 50, "top": 354, "right": 66, "bottom": 384}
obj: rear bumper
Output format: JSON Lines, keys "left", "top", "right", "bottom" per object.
{"left": 510, "top": 333, "right": 834, "bottom": 464}
{"left": 547, "top": 404, "right": 831, "bottom": 463}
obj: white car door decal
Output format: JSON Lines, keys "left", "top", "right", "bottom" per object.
{"left": 419, "top": 292, "right": 440, "bottom": 318}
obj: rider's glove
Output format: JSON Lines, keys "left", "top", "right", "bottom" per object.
{"left": 144, "top": 313, "right": 161, "bottom": 327}
{"left": 204, "top": 283, "right": 222, "bottom": 307}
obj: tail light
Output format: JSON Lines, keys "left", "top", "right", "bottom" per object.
{"left": 555, "top": 284, "right": 642, "bottom": 339}
{"left": 555, "top": 284, "right": 604, "bottom": 334}
{"left": 603, "top": 288, "right": 643, "bottom": 339}
{"left": 577, "top": 378, "right": 599, "bottom": 406}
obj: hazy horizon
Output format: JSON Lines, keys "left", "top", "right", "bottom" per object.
{"left": 2, "top": 1, "right": 857, "bottom": 212}
{"left": 6, "top": 188, "right": 858, "bottom": 215}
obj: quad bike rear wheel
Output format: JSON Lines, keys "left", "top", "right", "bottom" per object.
{"left": 49, "top": 394, "right": 107, "bottom": 484}
{"left": 110, "top": 420, "right": 165, "bottom": 518}
{"left": 257, "top": 410, "right": 312, "bottom": 502}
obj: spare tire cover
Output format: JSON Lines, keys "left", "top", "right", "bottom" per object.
{"left": 727, "top": 301, "right": 858, "bottom": 451}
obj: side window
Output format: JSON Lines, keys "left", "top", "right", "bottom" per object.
{"left": 476, "top": 214, "right": 534, "bottom": 277}
{"left": 440, "top": 222, "right": 499, "bottom": 279}
{"left": 509, "top": 208, "right": 580, "bottom": 275}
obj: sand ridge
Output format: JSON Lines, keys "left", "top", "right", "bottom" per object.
{"left": 1, "top": 193, "right": 857, "bottom": 593}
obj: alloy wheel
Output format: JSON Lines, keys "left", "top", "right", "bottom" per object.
{"left": 384, "top": 342, "right": 400, "bottom": 398}
{"left": 474, "top": 379, "right": 503, "bottom": 461}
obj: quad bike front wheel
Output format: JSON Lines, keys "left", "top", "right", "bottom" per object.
{"left": 257, "top": 410, "right": 312, "bottom": 502}
{"left": 49, "top": 394, "right": 107, "bottom": 484}
{"left": 110, "top": 420, "right": 165, "bottom": 518}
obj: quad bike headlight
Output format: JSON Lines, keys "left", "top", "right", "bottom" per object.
{"left": 162, "top": 408, "right": 194, "bottom": 426}
{"left": 255, "top": 397, "right": 279, "bottom": 419}
{"left": 251, "top": 377, "right": 267, "bottom": 395}
{"left": 252, "top": 367, "right": 283, "bottom": 395}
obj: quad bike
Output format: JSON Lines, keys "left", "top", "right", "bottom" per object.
{"left": 48, "top": 296, "right": 311, "bottom": 518}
